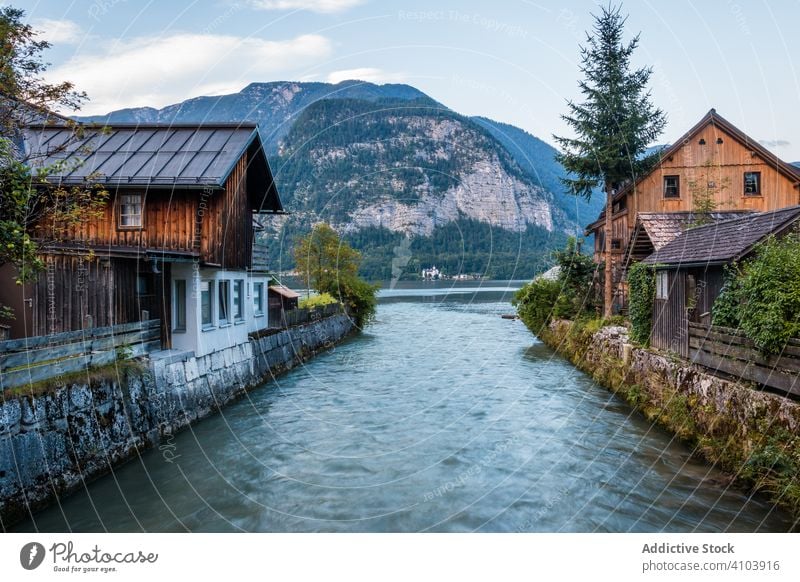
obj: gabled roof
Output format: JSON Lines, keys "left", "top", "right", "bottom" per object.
{"left": 642, "top": 206, "right": 800, "bottom": 267}
{"left": 24, "top": 122, "right": 256, "bottom": 186}
{"left": 23, "top": 121, "right": 284, "bottom": 212}
{"left": 586, "top": 109, "right": 800, "bottom": 231}
{"left": 620, "top": 109, "right": 800, "bottom": 203}
{"left": 623, "top": 211, "right": 752, "bottom": 269}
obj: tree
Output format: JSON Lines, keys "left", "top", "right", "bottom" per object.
{"left": 294, "top": 223, "right": 378, "bottom": 328}
{"left": 687, "top": 158, "right": 731, "bottom": 227}
{"left": 0, "top": 6, "right": 107, "bottom": 319}
{"left": 294, "top": 222, "right": 361, "bottom": 292}
{"left": 554, "top": 3, "right": 666, "bottom": 317}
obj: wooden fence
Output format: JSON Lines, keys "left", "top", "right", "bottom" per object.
{"left": 250, "top": 304, "right": 345, "bottom": 340}
{"left": 279, "top": 303, "right": 343, "bottom": 328}
{"left": 0, "top": 319, "right": 161, "bottom": 390}
{"left": 688, "top": 322, "right": 800, "bottom": 397}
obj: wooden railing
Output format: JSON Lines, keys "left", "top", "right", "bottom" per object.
{"left": 280, "top": 303, "right": 343, "bottom": 328}
{"left": 250, "top": 304, "right": 345, "bottom": 339}
{"left": 0, "top": 320, "right": 161, "bottom": 390}
{"left": 688, "top": 322, "right": 800, "bottom": 397}
{"left": 252, "top": 241, "right": 269, "bottom": 272}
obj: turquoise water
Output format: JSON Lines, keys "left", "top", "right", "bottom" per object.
{"left": 15, "top": 282, "right": 796, "bottom": 532}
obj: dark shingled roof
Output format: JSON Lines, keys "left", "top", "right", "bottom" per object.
{"left": 22, "top": 123, "right": 262, "bottom": 188}
{"left": 642, "top": 206, "right": 800, "bottom": 267}
{"left": 637, "top": 212, "right": 752, "bottom": 249}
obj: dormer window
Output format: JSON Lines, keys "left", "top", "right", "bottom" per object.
{"left": 118, "top": 193, "right": 143, "bottom": 228}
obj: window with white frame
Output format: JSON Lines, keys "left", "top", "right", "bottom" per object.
{"left": 118, "top": 193, "right": 143, "bottom": 228}
{"left": 253, "top": 282, "right": 264, "bottom": 316}
{"left": 173, "top": 279, "right": 186, "bottom": 332}
{"left": 218, "top": 280, "right": 230, "bottom": 325}
{"left": 201, "top": 280, "right": 214, "bottom": 327}
{"left": 656, "top": 271, "right": 669, "bottom": 300}
{"left": 233, "top": 279, "right": 244, "bottom": 321}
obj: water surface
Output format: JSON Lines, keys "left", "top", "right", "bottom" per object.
{"left": 15, "top": 281, "right": 795, "bottom": 532}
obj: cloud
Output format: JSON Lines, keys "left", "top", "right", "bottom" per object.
{"left": 249, "top": 0, "right": 365, "bottom": 13}
{"left": 326, "top": 67, "right": 406, "bottom": 84}
{"left": 46, "top": 33, "right": 333, "bottom": 114}
{"left": 758, "top": 139, "right": 791, "bottom": 148}
{"left": 32, "top": 18, "right": 83, "bottom": 45}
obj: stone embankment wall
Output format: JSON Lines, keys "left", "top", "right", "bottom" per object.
{"left": 0, "top": 313, "right": 353, "bottom": 528}
{"left": 541, "top": 320, "right": 800, "bottom": 517}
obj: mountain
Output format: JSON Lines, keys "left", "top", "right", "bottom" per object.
{"left": 78, "top": 81, "right": 434, "bottom": 154}
{"left": 472, "top": 117, "right": 604, "bottom": 228}
{"left": 77, "top": 81, "right": 599, "bottom": 279}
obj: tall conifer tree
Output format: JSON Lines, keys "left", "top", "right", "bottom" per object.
{"left": 554, "top": 4, "right": 666, "bottom": 317}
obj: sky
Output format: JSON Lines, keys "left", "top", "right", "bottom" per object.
{"left": 14, "top": 0, "right": 800, "bottom": 161}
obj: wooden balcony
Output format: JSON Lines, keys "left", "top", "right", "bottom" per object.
{"left": 252, "top": 240, "right": 269, "bottom": 272}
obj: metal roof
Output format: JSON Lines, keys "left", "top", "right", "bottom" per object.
{"left": 269, "top": 285, "right": 300, "bottom": 299}
{"left": 642, "top": 206, "right": 800, "bottom": 267}
{"left": 22, "top": 123, "right": 262, "bottom": 188}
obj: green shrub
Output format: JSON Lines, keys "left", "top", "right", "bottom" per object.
{"left": 299, "top": 292, "right": 338, "bottom": 310}
{"left": 326, "top": 275, "right": 379, "bottom": 329}
{"left": 553, "top": 237, "right": 600, "bottom": 316}
{"left": 627, "top": 262, "right": 657, "bottom": 346}
{"left": 513, "top": 278, "right": 565, "bottom": 334}
{"left": 712, "top": 231, "right": 800, "bottom": 354}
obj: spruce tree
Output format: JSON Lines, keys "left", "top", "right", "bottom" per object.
{"left": 554, "top": 3, "right": 666, "bottom": 317}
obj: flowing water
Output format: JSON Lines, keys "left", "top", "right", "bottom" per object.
{"left": 15, "top": 281, "right": 796, "bottom": 532}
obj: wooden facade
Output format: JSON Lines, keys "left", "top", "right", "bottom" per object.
{"left": 1, "top": 124, "right": 284, "bottom": 344}
{"left": 647, "top": 208, "right": 800, "bottom": 379}
{"left": 588, "top": 110, "right": 800, "bottom": 310}
{"left": 651, "top": 266, "right": 725, "bottom": 358}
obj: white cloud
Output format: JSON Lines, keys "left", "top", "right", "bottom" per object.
{"left": 32, "top": 18, "right": 84, "bottom": 45}
{"left": 326, "top": 67, "right": 406, "bottom": 84}
{"left": 46, "top": 33, "right": 333, "bottom": 114}
{"left": 249, "top": 0, "right": 365, "bottom": 13}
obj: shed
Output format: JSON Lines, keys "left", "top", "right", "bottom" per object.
{"left": 268, "top": 284, "right": 300, "bottom": 325}
{"left": 641, "top": 206, "right": 800, "bottom": 356}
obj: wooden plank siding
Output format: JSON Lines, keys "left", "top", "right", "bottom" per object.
{"left": 201, "top": 152, "right": 252, "bottom": 269}
{"left": 57, "top": 189, "right": 201, "bottom": 253}
{"left": 652, "top": 270, "right": 689, "bottom": 358}
{"left": 630, "top": 122, "right": 800, "bottom": 216}
{"left": 28, "top": 255, "right": 161, "bottom": 337}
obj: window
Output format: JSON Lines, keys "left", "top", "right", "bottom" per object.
{"left": 136, "top": 273, "right": 153, "bottom": 296}
{"left": 118, "top": 193, "right": 143, "bottom": 228}
{"left": 611, "top": 238, "right": 622, "bottom": 250}
{"left": 656, "top": 271, "right": 669, "bottom": 300}
{"left": 233, "top": 279, "right": 244, "bottom": 321}
{"left": 201, "top": 280, "right": 214, "bottom": 327}
{"left": 744, "top": 171, "right": 761, "bottom": 196}
{"left": 253, "top": 282, "right": 264, "bottom": 316}
{"left": 218, "top": 280, "right": 230, "bottom": 325}
{"left": 173, "top": 279, "right": 186, "bottom": 332}
{"left": 663, "top": 175, "right": 680, "bottom": 198}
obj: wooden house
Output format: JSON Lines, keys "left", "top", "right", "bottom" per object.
{"left": 586, "top": 109, "right": 800, "bottom": 311}
{"left": 641, "top": 206, "right": 800, "bottom": 358}
{"left": 0, "top": 122, "right": 284, "bottom": 357}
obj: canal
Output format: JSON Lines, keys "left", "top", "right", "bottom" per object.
{"left": 15, "top": 281, "right": 795, "bottom": 532}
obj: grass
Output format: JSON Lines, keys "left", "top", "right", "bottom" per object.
{"left": 3, "top": 360, "right": 146, "bottom": 399}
